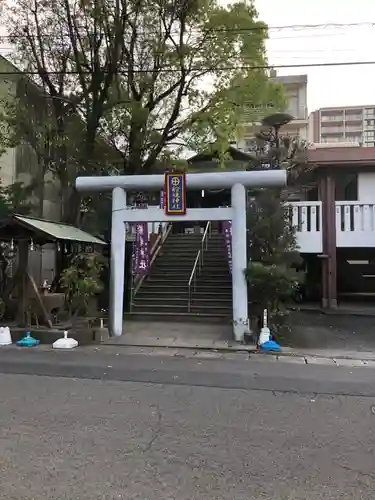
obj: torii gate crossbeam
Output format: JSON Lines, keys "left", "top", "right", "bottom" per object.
{"left": 76, "top": 170, "right": 287, "bottom": 342}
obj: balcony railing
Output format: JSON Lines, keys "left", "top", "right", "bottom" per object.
{"left": 241, "top": 105, "right": 308, "bottom": 123}
{"left": 289, "top": 201, "right": 322, "bottom": 253}
{"left": 288, "top": 201, "right": 375, "bottom": 253}
{"left": 321, "top": 114, "right": 344, "bottom": 122}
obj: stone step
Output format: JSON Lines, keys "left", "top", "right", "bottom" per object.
{"left": 146, "top": 276, "right": 196, "bottom": 283}
{"left": 133, "top": 296, "right": 188, "bottom": 306}
{"left": 156, "top": 256, "right": 197, "bottom": 263}
{"left": 167, "top": 235, "right": 203, "bottom": 240}
{"left": 166, "top": 240, "right": 202, "bottom": 244}
{"left": 139, "top": 283, "right": 190, "bottom": 291}
{"left": 199, "top": 266, "right": 229, "bottom": 272}
{"left": 139, "top": 283, "right": 232, "bottom": 296}
{"left": 195, "top": 278, "right": 232, "bottom": 285}
{"left": 125, "top": 312, "right": 231, "bottom": 324}
{"left": 159, "top": 249, "right": 200, "bottom": 255}
{"left": 168, "top": 234, "right": 203, "bottom": 238}
{"left": 151, "top": 261, "right": 194, "bottom": 268}
{"left": 162, "top": 241, "right": 201, "bottom": 247}
{"left": 135, "top": 291, "right": 188, "bottom": 300}
{"left": 194, "top": 285, "right": 232, "bottom": 292}
{"left": 192, "top": 290, "right": 232, "bottom": 298}
{"left": 131, "top": 303, "right": 232, "bottom": 314}
{"left": 159, "top": 250, "right": 199, "bottom": 256}
{"left": 201, "top": 251, "right": 228, "bottom": 257}
{"left": 199, "top": 268, "right": 230, "bottom": 274}
{"left": 152, "top": 265, "right": 229, "bottom": 275}
{"left": 134, "top": 295, "right": 232, "bottom": 306}
{"left": 197, "top": 274, "right": 230, "bottom": 280}
{"left": 148, "top": 272, "right": 193, "bottom": 280}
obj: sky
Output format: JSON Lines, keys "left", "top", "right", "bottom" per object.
{"left": 0, "top": 0, "right": 374, "bottom": 113}
{"left": 255, "top": 0, "right": 375, "bottom": 111}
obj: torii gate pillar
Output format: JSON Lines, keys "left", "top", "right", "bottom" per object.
{"left": 76, "top": 170, "right": 287, "bottom": 342}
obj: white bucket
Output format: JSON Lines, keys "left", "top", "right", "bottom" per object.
{"left": 53, "top": 330, "right": 78, "bottom": 349}
{"left": 0, "top": 326, "right": 12, "bottom": 346}
{"left": 259, "top": 326, "right": 271, "bottom": 345}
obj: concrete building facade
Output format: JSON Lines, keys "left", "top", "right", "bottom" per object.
{"left": 309, "top": 106, "right": 375, "bottom": 147}
{"left": 237, "top": 72, "right": 309, "bottom": 152}
{"left": 0, "top": 55, "right": 62, "bottom": 284}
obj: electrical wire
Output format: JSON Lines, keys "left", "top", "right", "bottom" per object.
{"left": 0, "top": 21, "right": 373, "bottom": 73}
{"left": 0, "top": 60, "right": 374, "bottom": 76}
{"left": 0, "top": 21, "right": 373, "bottom": 40}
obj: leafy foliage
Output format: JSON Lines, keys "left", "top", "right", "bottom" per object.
{"left": 245, "top": 130, "right": 308, "bottom": 337}
{"left": 2, "top": 0, "right": 283, "bottom": 177}
{"left": 60, "top": 252, "right": 105, "bottom": 317}
{"left": 0, "top": 182, "right": 38, "bottom": 218}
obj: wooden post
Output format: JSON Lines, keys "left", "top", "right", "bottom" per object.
{"left": 320, "top": 172, "right": 337, "bottom": 308}
{"left": 26, "top": 271, "right": 53, "bottom": 328}
{"left": 15, "top": 241, "right": 30, "bottom": 325}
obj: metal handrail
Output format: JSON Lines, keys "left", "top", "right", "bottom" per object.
{"left": 188, "top": 221, "right": 211, "bottom": 312}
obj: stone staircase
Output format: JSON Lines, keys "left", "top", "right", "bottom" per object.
{"left": 130, "top": 230, "right": 232, "bottom": 322}
{"left": 191, "top": 233, "right": 232, "bottom": 318}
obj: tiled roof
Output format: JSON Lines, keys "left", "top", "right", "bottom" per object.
{"left": 308, "top": 146, "right": 375, "bottom": 166}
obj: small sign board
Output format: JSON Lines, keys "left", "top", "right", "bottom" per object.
{"left": 164, "top": 172, "right": 187, "bottom": 215}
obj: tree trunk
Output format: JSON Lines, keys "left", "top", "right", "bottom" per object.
{"left": 15, "top": 241, "right": 29, "bottom": 326}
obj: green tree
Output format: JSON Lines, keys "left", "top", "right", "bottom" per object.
{"left": 3, "top": 0, "right": 283, "bottom": 177}
{"left": 100, "top": 0, "right": 285, "bottom": 171}
{"left": 2, "top": 0, "right": 126, "bottom": 224}
{"left": 245, "top": 130, "right": 309, "bottom": 338}
{"left": 60, "top": 251, "right": 106, "bottom": 318}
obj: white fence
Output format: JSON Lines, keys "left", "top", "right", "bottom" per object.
{"left": 289, "top": 201, "right": 375, "bottom": 253}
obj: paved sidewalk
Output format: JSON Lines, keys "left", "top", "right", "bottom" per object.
{"left": 101, "top": 320, "right": 375, "bottom": 367}
{"left": 104, "top": 322, "right": 375, "bottom": 361}
{"left": 97, "top": 344, "right": 375, "bottom": 368}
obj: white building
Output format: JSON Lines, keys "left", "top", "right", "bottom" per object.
{"left": 309, "top": 105, "right": 375, "bottom": 147}
{"left": 236, "top": 72, "right": 309, "bottom": 151}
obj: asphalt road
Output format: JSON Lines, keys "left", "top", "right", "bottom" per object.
{"left": 1, "top": 347, "right": 375, "bottom": 499}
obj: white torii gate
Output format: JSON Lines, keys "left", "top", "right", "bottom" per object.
{"left": 75, "top": 170, "right": 287, "bottom": 341}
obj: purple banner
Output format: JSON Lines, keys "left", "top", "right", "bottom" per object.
{"left": 133, "top": 222, "right": 150, "bottom": 277}
{"left": 222, "top": 221, "right": 232, "bottom": 273}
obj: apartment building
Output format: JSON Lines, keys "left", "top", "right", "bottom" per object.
{"left": 309, "top": 106, "right": 375, "bottom": 147}
{"left": 236, "top": 72, "right": 309, "bottom": 152}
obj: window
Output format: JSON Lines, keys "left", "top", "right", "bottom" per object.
{"left": 345, "top": 114, "right": 362, "bottom": 121}
{"left": 244, "top": 139, "right": 257, "bottom": 152}
{"left": 364, "top": 108, "right": 375, "bottom": 117}
{"left": 335, "top": 174, "right": 358, "bottom": 201}
{"left": 321, "top": 114, "right": 343, "bottom": 121}
{"left": 345, "top": 135, "right": 362, "bottom": 143}
{"left": 365, "top": 119, "right": 375, "bottom": 127}
{"left": 321, "top": 135, "right": 344, "bottom": 143}
{"left": 287, "top": 96, "right": 298, "bottom": 117}
{"left": 321, "top": 126, "right": 344, "bottom": 133}
{"left": 345, "top": 125, "right": 362, "bottom": 133}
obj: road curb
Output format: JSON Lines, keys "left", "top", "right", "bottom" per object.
{"left": 99, "top": 341, "right": 375, "bottom": 363}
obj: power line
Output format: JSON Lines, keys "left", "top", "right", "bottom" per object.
{"left": 0, "top": 21, "right": 373, "bottom": 41}
{"left": 1, "top": 46, "right": 367, "bottom": 56}
{"left": 0, "top": 59, "right": 374, "bottom": 76}
{"left": 0, "top": 31, "right": 361, "bottom": 47}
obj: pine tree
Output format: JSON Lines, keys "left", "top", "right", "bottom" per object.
{"left": 245, "top": 119, "right": 310, "bottom": 337}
